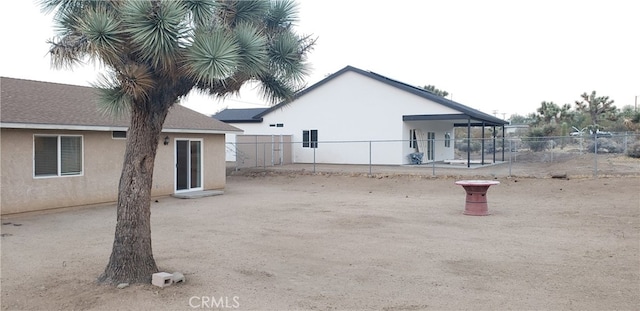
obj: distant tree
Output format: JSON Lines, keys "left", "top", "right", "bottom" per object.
{"left": 535, "top": 101, "right": 573, "bottom": 126}
{"left": 619, "top": 105, "right": 640, "bottom": 132}
{"left": 41, "top": 0, "right": 315, "bottom": 285}
{"left": 575, "top": 91, "right": 617, "bottom": 129}
{"left": 509, "top": 113, "right": 535, "bottom": 124}
{"left": 535, "top": 101, "right": 561, "bottom": 124}
{"left": 422, "top": 85, "right": 449, "bottom": 97}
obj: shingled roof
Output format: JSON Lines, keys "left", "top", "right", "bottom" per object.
{"left": 212, "top": 108, "right": 268, "bottom": 123}
{"left": 0, "top": 77, "right": 241, "bottom": 134}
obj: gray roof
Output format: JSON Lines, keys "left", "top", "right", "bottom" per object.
{"left": 0, "top": 77, "right": 241, "bottom": 133}
{"left": 212, "top": 108, "right": 268, "bottom": 123}
{"left": 255, "top": 66, "right": 508, "bottom": 126}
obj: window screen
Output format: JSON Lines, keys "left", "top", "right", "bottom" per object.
{"left": 61, "top": 136, "right": 82, "bottom": 175}
{"left": 310, "top": 130, "right": 318, "bottom": 148}
{"left": 112, "top": 131, "right": 127, "bottom": 139}
{"left": 302, "top": 130, "right": 310, "bottom": 147}
{"left": 34, "top": 136, "right": 58, "bottom": 176}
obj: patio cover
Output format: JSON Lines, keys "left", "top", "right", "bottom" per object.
{"left": 403, "top": 113, "right": 508, "bottom": 167}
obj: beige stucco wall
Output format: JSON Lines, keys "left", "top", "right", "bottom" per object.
{"left": 0, "top": 129, "right": 226, "bottom": 215}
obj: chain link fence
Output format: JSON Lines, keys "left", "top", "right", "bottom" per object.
{"left": 227, "top": 133, "right": 640, "bottom": 178}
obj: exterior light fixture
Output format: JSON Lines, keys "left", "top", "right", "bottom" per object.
{"left": 163, "top": 136, "right": 170, "bottom": 145}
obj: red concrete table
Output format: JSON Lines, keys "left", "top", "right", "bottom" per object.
{"left": 454, "top": 180, "right": 500, "bottom": 216}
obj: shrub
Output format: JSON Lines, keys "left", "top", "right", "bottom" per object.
{"left": 587, "top": 138, "right": 622, "bottom": 153}
{"left": 627, "top": 143, "right": 640, "bottom": 158}
{"left": 523, "top": 128, "right": 549, "bottom": 152}
{"left": 456, "top": 140, "right": 481, "bottom": 153}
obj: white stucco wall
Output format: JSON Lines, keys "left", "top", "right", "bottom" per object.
{"left": 225, "top": 71, "right": 463, "bottom": 165}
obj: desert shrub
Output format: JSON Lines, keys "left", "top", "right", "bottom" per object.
{"left": 627, "top": 143, "right": 640, "bottom": 158}
{"left": 523, "top": 128, "right": 550, "bottom": 152}
{"left": 587, "top": 138, "right": 622, "bottom": 153}
{"left": 484, "top": 140, "right": 506, "bottom": 153}
{"left": 456, "top": 140, "right": 481, "bottom": 152}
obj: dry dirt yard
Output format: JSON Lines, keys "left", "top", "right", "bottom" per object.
{"left": 1, "top": 173, "right": 639, "bottom": 310}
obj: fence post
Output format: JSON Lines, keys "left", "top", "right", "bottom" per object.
{"left": 509, "top": 139, "right": 512, "bottom": 177}
{"left": 369, "top": 141, "right": 372, "bottom": 176}
{"left": 624, "top": 132, "right": 628, "bottom": 153}
{"left": 234, "top": 143, "right": 239, "bottom": 171}
{"left": 593, "top": 136, "right": 598, "bottom": 178}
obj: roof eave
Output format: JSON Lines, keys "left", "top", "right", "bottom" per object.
{"left": 217, "top": 118, "right": 263, "bottom": 123}
{"left": 403, "top": 114, "right": 508, "bottom": 126}
{"left": 0, "top": 122, "right": 242, "bottom": 134}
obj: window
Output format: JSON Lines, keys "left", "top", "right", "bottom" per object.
{"left": 302, "top": 129, "right": 318, "bottom": 148}
{"left": 112, "top": 131, "right": 127, "bottom": 139}
{"left": 34, "top": 135, "right": 83, "bottom": 177}
{"left": 270, "top": 123, "right": 285, "bottom": 128}
{"left": 444, "top": 132, "right": 451, "bottom": 148}
{"left": 409, "top": 129, "right": 418, "bottom": 148}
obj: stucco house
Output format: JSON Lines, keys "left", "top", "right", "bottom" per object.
{"left": 0, "top": 77, "right": 241, "bottom": 215}
{"left": 214, "top": 65, "right": 507, "bottom": 166}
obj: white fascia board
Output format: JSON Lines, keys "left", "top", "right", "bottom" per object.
{"left": 161, "top": 128, "right": 244, "bottom": 134}
{"left": 1, "top": 122, "right": 244, "bottom": 134}
{"left": 0, "top": 122, "right": 128, "bottom": 131}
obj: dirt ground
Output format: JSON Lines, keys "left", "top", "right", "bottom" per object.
{"left": 1, "top": 171, "right": 639, "bottom": 310}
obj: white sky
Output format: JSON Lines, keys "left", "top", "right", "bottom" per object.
{"left": 1, "top": 0, "right": 638, "bottom": 119}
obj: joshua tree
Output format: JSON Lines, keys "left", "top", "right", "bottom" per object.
{"left": 422, "top": 84, "right": 449, "bottom": 97}
{"left": 575, "top": 91, "right": 616, "bottom": 130}
{"left": 40, "top": 0, "right": 315, "bottom": 284}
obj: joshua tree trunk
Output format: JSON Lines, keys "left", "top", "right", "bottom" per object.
{"left": 98, "top": 100, "right": 170, "bottom": 284}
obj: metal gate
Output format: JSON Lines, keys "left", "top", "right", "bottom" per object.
{"left": 234, "top": 135, "right": 292, "bottom": 168}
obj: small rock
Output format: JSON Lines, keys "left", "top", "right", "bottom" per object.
{"left": 117, "top": 283, "right": 129, "bottom": 289}
{"left": 2, "top": 222, "right": 11, "bottom": 225}
{"left": 13, "top": 223, "right": 22, "bottom": 226}
{"left": 172, "top": 272, "right": 185, "bottom": 283}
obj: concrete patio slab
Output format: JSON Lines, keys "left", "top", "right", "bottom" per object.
{"left": 171, "top": 190, "right": 223, "bottom": 199}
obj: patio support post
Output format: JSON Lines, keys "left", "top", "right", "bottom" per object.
{"left": 467, "top": 117, "right": 471, "bottom": 168}
{"left": 492, "top": 125, "right": 496, "bottom": 163}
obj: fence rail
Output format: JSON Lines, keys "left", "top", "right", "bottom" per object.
{"left": 227, "top": 133, "right": 640, "bottom": 178}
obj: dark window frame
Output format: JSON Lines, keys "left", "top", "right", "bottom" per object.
{"left": 302, "top": 129, "right": 318, "bottom": 148}
{"left": 112, "top": 131, "right": 127, "bottom": 139}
